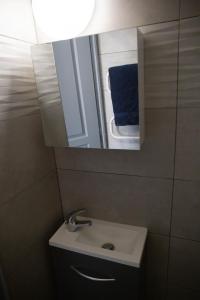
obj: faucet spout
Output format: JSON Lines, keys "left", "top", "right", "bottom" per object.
{"left": 65, "top": 208, "right": 92, "bottom": 232}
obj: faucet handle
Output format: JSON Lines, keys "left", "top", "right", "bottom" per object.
{"left": 65, "top": 208, "right": 86, "bottom": 224}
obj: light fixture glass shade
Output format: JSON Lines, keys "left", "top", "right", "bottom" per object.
{"left": 32, "top": 0, "right": 95, "bottom": 41}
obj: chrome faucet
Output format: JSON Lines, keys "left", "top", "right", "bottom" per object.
{"left": 65, "top": 208, "right": 92, "bottom": 232}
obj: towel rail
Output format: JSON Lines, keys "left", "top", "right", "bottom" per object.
{"left": 109, "top": 117, "right": 139, "bottom": 140}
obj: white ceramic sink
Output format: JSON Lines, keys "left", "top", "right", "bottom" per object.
{"left": 76, "top": 222, "right": 140, "bottom": 255}
{"left": 49, "top": 217, "right": 147, "bottom": 268}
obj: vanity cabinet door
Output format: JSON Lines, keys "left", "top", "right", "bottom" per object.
{"left": 51, "top": 247, "right": 143, "bottom": 300}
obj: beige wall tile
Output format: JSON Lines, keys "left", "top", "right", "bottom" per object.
{"left": 0, "top": 34, "right": 62, "bottom": 300}
{"left": 55, "top": 109, "right": 176, "bottom": 179}
{"left": 175, "top": 108, "right": 200, "bottom": 180}
{"left": 0, "top": 114, "right": 56, "bottom": 205}
{"left": 0, "top": 172, "right": 62, "bottom": 262}
{"left": 0, "top": 36, "right": 39, "bottom": 121}
{"left": 58, "top": 169, "right": 172, "bottom": 235}
{"left": 141, "top": 21, "right": 179, "bottom": 108}
{"left": 171, "top": 180, "right": 200, "bottom": 241}
{"left": 0, "top": 172, "right": 63, "bottom": 299}
{"left": 178, "top": 17, "right": 200, "bottom": 108}
{"left": 169, "top": 238, "right": 200, "bottom": 290}
{"left": 145, "top": 234, "right": 169, "bottom": 289}
{"left": 180, "top": 0, "right": 200, "bottom": 19}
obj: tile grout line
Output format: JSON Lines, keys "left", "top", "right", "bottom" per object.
{"left": 56, "top": 166, "right": 174, "bottom": 181}
{"left": 165, "top": 1, "right": 181, "bottom": 298}
{"left": 180, "top": 15, "right": 200, "bottom": 21}
{"left": 53, "top": 150, "right": 65, "bottom": 221}
{"left": 0, "top": 33, "right": 35, "bottom": 45}
{"left": 1, "top": 16, "right": 198, "bottom": 46}
{"left": 170, "top": 234, "right": 200, "bottom": 245}
{"left": 56, "top": 166, "right": 200, "bottom": 183}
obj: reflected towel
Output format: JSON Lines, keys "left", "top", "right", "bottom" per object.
{"left": 109, "top": 64, "right": 139, "bottom": 126}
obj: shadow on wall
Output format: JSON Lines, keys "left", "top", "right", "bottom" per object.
{"left": 0, "top": 36, "right": 63, "bottom": 300}
{"left": 0, "top": 265, "right": 10, "bottom": 300}
{"left": 0, "top": 36, "right": 40, "bottom": 205}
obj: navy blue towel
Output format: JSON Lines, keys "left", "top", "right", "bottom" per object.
{"left": 109, "top": 64, "right": 139, "bottom": 126}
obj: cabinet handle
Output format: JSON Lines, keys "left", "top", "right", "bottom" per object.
{"left": 70, "top": 266, "right": 116, "bottom": 282}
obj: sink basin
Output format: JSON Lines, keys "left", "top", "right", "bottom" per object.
{"left": 76, "top": 222, "right": 139, "bottom": 255}
{"left": 49, "top": 217, "right": 147, "bottom": 268}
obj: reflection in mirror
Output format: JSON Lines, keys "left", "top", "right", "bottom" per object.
{"left": 31, "top": 27, "right": 144, "bottom": 150}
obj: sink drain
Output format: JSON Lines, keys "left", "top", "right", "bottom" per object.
{"left": 102, "top": 243, "right": 115, "bottom": 251}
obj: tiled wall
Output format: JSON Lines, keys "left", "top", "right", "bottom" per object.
{"left": 0, "top": 32, "right": 63, "bottom": 300}
{"left": 54, "top": 2, "right": 200, "bottom": 299}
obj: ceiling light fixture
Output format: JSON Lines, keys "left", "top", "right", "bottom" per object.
{"left": 32, "top": 0, "right": 96, "bottom": 41}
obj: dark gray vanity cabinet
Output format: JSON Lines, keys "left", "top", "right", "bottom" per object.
{"left": 51, "top": 247, "right": 144, "bottom": 300}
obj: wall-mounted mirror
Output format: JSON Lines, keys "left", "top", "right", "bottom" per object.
{"left": 32, "top": 26, "right": 144, "bottom": 150}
